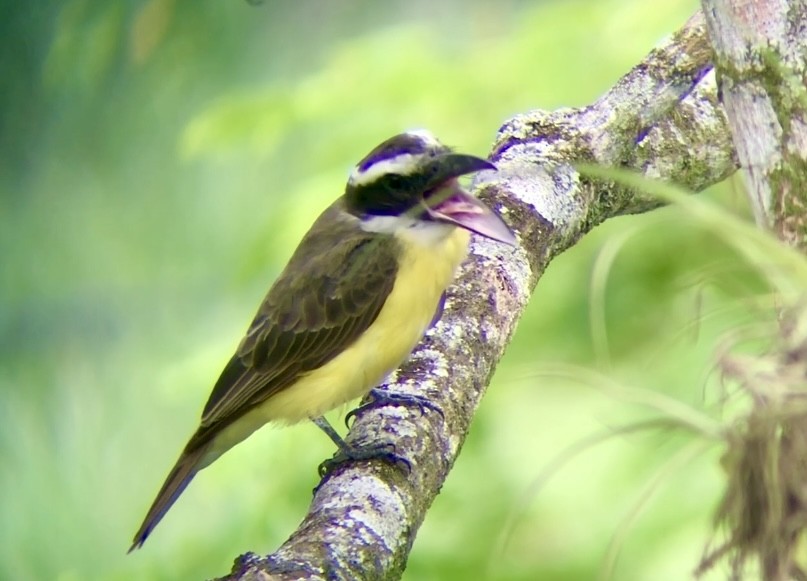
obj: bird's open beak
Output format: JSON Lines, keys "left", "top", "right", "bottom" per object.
{"left": 424, "top": 154, "right": 517, "bottom": 246}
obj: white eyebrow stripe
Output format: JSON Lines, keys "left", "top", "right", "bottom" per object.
{"left": 405, "top": 128, "right": 441, "bottom": 147}
{"left": 348, "top": 153, "right": 421, "bottom": 187}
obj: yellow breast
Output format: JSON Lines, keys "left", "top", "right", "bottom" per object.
{"left": 204, "top": 227, "right": 470, "bottom": 462}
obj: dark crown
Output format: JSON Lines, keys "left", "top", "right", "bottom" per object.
{"left": 344, "top": 131, "right": 451, "bottom": 218}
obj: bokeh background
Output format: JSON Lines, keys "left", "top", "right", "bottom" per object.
{"left": 1, "top": 0, "right": 767, "bottom": 579}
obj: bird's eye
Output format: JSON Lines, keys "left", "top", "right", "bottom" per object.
{"left": 385, "top": 174, "right": 406, "bottom": 190}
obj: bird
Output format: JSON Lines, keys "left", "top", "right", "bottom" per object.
{"left": 129, "top": 129, "right": 516, "bottom": 550}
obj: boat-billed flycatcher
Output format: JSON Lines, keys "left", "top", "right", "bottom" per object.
{"left": 130, "top": 129, "right": 516, "bottom": 550}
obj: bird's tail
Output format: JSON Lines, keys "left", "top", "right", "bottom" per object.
{"left": 129, "top": 445, "right": 207, "bottom": 552}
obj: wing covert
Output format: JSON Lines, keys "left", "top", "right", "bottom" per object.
{"left": 193, "top": 207, "right": 398, "bottom": 447}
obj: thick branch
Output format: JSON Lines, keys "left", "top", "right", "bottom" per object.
{"left": 220, "top": 12, "right": 736, "bottom": 581}
{"left": 702, "top": 0, "right": 807, "bottom": 248}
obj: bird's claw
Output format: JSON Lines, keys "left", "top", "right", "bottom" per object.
{"left": 344, "top": 387, "right": 444, "bottom": 428}
{"left": 314, "top": 442, "right": 411, "bottom": 492}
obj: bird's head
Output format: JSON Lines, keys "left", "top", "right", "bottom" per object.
{"left": 344, "top": 130, "right": 516, "bottom": 245}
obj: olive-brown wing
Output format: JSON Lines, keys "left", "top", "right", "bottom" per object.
{"left": 187, "top": 230, "right": 398, "bottom": 450}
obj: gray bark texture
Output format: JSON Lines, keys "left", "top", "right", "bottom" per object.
{"left": 695, "top": 1, "right": 807, "bottom": 579}
{"left": 702, "top": 0, "right": 807, "bottom": 248}
{"left": 218, "top": 11, "right": 739, "bottom": 581}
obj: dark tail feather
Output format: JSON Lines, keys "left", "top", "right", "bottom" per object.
{"left": 129, "top": 446, "right": 207, "bottom": 552}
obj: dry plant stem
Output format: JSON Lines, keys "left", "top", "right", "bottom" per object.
{"left": 700, "top": 309, "right": 807, "bottom": 581}
{"left": 701, "top": 0, "right": 807, "bottom": 248}
{"left": 219, "top": 12, "right": 737, "bottom": 581}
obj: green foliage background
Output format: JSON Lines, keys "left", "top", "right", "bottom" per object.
{"left": 0, "top": 0, "right": 758, "bottom": 579}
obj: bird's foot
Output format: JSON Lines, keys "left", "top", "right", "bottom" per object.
{"left": 310, "top": 415, "right": 411, "bottom": 492}
{"left": 344, "top": 387, "right": 443, "bottom": 428}
{"left": 315, "top": 441, "right": 411, "bottom": 492}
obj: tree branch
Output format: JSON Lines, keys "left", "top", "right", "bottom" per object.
{"left": 219, "top": 11, "right": 737, "bottom": 581}
{"left": 695, "top": 1, "right": 807, "bottom": 578}
{"left": 701, "top": 0, "right": 807, "bottom": 248}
